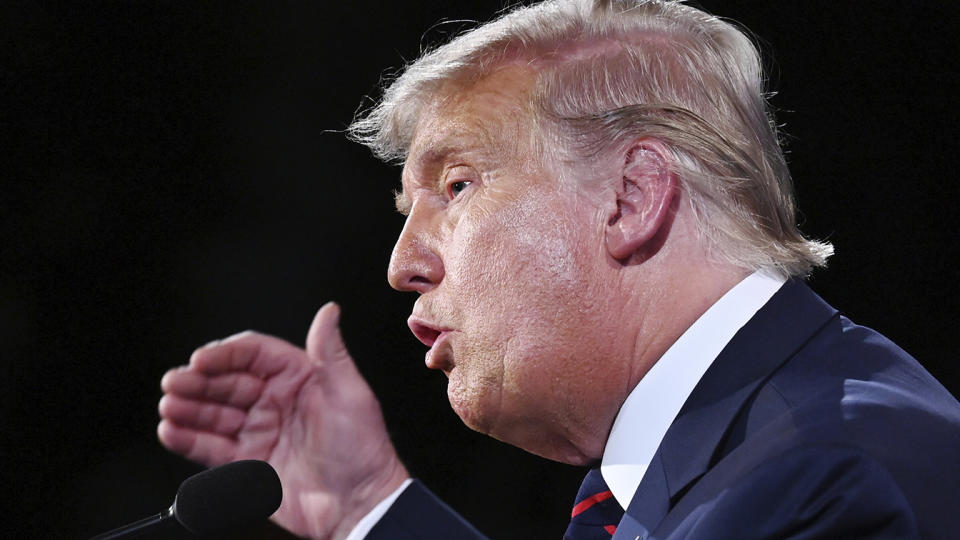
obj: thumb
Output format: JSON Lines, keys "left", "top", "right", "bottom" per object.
{"left": 306, "top": 302, "right": 352, "bottom": 365}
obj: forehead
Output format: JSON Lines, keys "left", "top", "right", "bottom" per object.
{"left": 403, "top": 65, "right": 538, "bottom": 178}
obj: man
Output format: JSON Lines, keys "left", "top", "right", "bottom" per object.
{"left": 158, "top": 1, "right": 960, "bottom": 538}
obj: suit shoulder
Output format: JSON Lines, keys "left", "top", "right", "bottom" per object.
{"left": 667, "top": 443, "right": 924, "bottom": 539}
{"left": 715, "top": 316, "right": 960, "bottom": 539}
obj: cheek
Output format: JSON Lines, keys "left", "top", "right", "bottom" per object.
{"left": 450, "top": 192, "right": 603, "bottom": 360}
{"left": 440, "top": 188, "right": 619, "bottom": 434}
{"left": 449, "top": 199, "right": 582, "bottom": 317}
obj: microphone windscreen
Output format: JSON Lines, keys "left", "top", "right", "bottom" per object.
{"left": 174, "top": 459, "right": 283, "bottom": 535}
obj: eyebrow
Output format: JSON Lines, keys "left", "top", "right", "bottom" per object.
{"left": 394, "top": 188, "right": 411, "bottom": 216}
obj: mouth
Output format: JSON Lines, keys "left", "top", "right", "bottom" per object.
{"left": 408, "top": 319, "right": 445, "bottom": 347}
{"left": 407, "top": 316, "right": 454, "bottom": 371}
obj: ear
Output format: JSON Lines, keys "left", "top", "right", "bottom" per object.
{"left": 605, "top": 140, "right": 677, "bottom": 260}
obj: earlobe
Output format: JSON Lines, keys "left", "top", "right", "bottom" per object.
{"left": 605, "top": 141, "right": 677, "bottom": 260}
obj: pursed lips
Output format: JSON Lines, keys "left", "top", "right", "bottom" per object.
{"left": 407, "top": 315, "right": 455, "bottom": 372}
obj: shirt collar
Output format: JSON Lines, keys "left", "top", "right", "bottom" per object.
{"left": 600, "top": 269, "right": 787, "bottom": 508}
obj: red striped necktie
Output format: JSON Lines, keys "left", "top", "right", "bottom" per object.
{"left": 563, "top": 467, "right": 625, "bottom": 540}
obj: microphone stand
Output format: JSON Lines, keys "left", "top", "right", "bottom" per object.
{"left": 88, "top": 505, "right": 175, "bottom": 540}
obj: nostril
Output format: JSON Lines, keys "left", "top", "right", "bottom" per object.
{"left": 388, "top": 241, "right": 444, "bottom": 293}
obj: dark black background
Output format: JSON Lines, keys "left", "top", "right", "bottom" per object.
{"left": 3, "top": 1, "right": 958, "bottom": 538}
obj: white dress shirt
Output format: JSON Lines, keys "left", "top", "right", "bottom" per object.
{"left": 348, "top": 270, "right": 787, "bottom": 537}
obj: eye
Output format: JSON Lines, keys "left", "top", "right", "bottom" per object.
{"left": 442, "top": 165, "right": 478, "bottom": 201}
{"left": 448, "top": 180, "right": 472, "bottom": 199}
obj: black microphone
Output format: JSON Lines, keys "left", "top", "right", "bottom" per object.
{"left": 89, "top": 459, "right": 283, "bottom": 539}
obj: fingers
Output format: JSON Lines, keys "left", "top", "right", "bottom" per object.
{"left": 161, "top": 368, "right": 265, "bottom": 409}
{"left": 158, "top": 327, "right": 317, "bottom": 468}
{"left": 189, "top": 330, "right": 301, "bottom": 378}
{"left": 157, "top": 419, "right": 237, "bottom": 466}
{"left": 306, "top": 302, "right": 352, "bottom": 365}
{"left": 158, "top": 394, "right": 247, "bottom": 437}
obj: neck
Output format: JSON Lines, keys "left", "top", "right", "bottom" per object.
{"left": 625, "top": 257, "right": 750, "bottom": 397}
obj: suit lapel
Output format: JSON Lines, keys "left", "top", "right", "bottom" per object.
{"left": 618, "top": 280, "right": 838, "bottom": 536}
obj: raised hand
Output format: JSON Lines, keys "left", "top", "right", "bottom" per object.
{"left": 158, "top": 302, "right": 409, "bottom": 539}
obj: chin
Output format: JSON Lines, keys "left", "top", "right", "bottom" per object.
{"left": 446, "top": 382, "right": 495, "bottom": 435}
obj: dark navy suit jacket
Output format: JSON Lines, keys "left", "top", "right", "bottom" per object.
{"left": 368, "top": 281, "right": 960, "bottom": 539}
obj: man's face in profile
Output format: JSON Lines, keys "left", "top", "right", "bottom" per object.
{"left": 388, "top": 66, "right": 635, "bottom": 463}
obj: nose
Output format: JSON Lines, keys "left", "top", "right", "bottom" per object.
{"left": 387, "top": 209, "right": 444, "bottom": 293}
